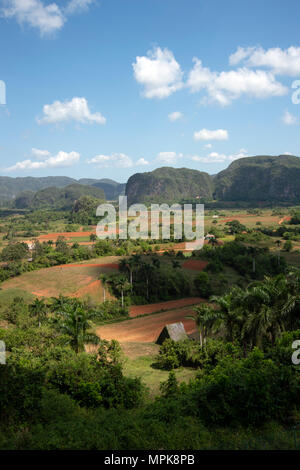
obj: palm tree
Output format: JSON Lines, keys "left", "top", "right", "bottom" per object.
{"left": 246, "top": 246, "right": 259, "bottom": 274}
{"left": 275, "top": 240, "right": 282, "bottom": 266}
{"left": 239, "top": 276, "right": 288, "bottom": 347}
{"left": 141, "top": 262, "right": 154, "bottom": 301}
{"left": 186, "top": 304, "right": 219, "bottom": 347}
{"left": 99, "top": 273, "right": 109, "bottom": 302}
{"left": 115, "top": 275, "right": 130, "bottom": 308}
{"left": 30, "top": 298, "right": 47, "bottom": 327}
{"left": 210, "top": 287, "right": 244, "bottom": 343}
{"left": 51, "top": 294, "right": 70, "bottom": 313}
{"left": 59, "top": 304, "right": 99, "bottom": 353}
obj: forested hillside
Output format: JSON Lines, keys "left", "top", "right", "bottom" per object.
{"left": 126, "top": 167, "right": 214, "bottom": 204}
{"left": 125, "top": 155, "right": 300, "bottom": 205}
{"left": 14, "top": 183, "right": 106, "bottom": 210}
{"left": 213, "top": 155, "right": 300, "bottom": 203}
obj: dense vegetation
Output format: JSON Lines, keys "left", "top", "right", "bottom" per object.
{"left": 214, "top": 155, "right": 300, "bottom": 203}
{"left": 1, "top": 271, "right": 300, "bottom": 449}
{"left": 0, "top": 176, "right": 124, "bottom": 206}
{"left": 125, "top": 155, "right": 300, "bottom": 205}
{"left": 15, "top": 183, "right": 106, "bottom": 210}
{"left": 126, "top": 166, "right": 214, "bottom": 204}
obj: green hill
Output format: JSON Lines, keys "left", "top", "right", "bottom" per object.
{"left": 125, "top": 167, "right": 214, "bottom": 204}
{"left": 15, "top": 183, "right": 106, "bottom": 210}
{"left": 0, "top": 176, "right": 75, "bottom": 201}
{"left": 0, "top": 176, "right": 124, "bottom": 203}
{"left": 79, "top": 178, "right": 126, "bottom": 200}
{"left": 213, "top": 155, "right": 300, "bottom": 203}
{"left": 125, "top": 156, "right": 300, "bottom": 205}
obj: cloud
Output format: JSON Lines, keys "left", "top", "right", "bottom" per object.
{"left": 65, "top": 0, "right": 93, "bottom": 14}
{"left": 168, "top": 111, "right": 183, "bottom": 122}
{"left": 229, "top": 46, "right": 300, "bottom": 76}
{"left": 136, "top": 158, "right": 149, "bottom": 166}
{"left": 229, "top": 46, "right": 255, "bottom": 66}
{"left": 31, "top": 147, "right": 51, "bottom": 159}
{"left": 194, "top": 128, "right": 229, "bottom": 141}
{"left": 204, "top": 143, "right": 212, "bottom": 149}
{"left": 6, "top": 150, "right": 80, "bottom": 171}
{"left": 38, "top": 97, "right": 106, "bottom": 125}
{"left": 1, "top": 0, "right": 93, "bottom": 36}
{"left": 282, "top": 110, "right": 297, "bottom": 125}
{"left": 133, "top": 47, "right": 183, "bottom": 99}
{"left": 156, "top": 151, "right": 183, "bottom": 165}
{"left": 187, "top": 58, "right": 287, "bottom": 106}
{"left": 191, "top": 149, "right": 248, "bottom": 164}
{"left": 87, "top": 153, "right": 133, "bottom": 168}
{"left": 2, "top": 0, "right": 65, "bottom": 36}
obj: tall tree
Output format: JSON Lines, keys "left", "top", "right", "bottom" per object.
{"left": 58, "top": 304, "right": 99, "bottom": 353}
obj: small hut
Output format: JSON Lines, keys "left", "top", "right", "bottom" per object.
{"left": 156, "top": 322, "right": 188, "bottom": 345}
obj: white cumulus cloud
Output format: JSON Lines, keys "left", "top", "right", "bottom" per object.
{"left": 87, "top": 153, "right": 133, "bottom": 168}
{"left": 1, "top": 0, "right": 94, "bottom": 36}
{"left": 156, "top": 151, "right": 183, "bottom": 165}
{"left": 65, "top": 0, "right": 93, "bottom": 14}
{"left": 187, "top": 58, "right": 287, "bottom": 106}
{"left": 6, "top": 150, "right": 80, "bottom": 171}
{"left": 133, "top": 47, "right": 183, "bottom": 99}
{"left": 194, "top": 128, "right": 229, "bottom": 141}
{"left": 2, "top": 0, "right": 65, "bottom": 36}
{"left": 282, "top": 111, "right": 297, "bottom": 125}
{"left": 168, "top": 111, "right": 183, "bottom": 122}
{"left": 229, "top": 46, "right": 300, "bottom": 76}
{"left": 31, "top": 147, "right": 51, "bottom": 159}
{"left": 191, "top": 149, "right": 248, "bottom": 164}
{"left": 136, "top": 158, "right": 149, "bottom": 166}
{"left": 38, "top": 97, "right": 106, "bottom": 125}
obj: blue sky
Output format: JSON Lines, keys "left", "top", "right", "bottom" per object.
{"left": 1, "top": 0, "right": 300, "bottom": 183}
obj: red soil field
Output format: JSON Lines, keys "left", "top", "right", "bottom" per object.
{"left": 38, "top": 231, "right": 95, "bottom": 240}
{"left": 182, "top": 259, "right": 208, "bottom": 270}
{"left": 129, "top": 297, "right": 204, "bottom": 318}
{"left": 279, "top": 216, "right": 291, "bottom": 225}
{"left": 72, "top": 280, "right": 103, "bottom": 302}
{"left": 52, "top": 263, "right": 119, "bottom": 269}
{"left": 95, "top": 307, "right": 198, "bottom": 343}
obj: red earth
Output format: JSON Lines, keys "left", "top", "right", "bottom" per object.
{"left": 51, "top": 263, "right": 119, "bottom": 269}
{"left": 182, "top": 259, "right": 208, "bottom": 270}
{"left": 279, "top": 216, "right": 292, "bottom": 225}
{"left": 129, "top": 297, "right": 204, "bottom": 318}
{"left": 95, "top": 307, "right": 199, "bottom": 343}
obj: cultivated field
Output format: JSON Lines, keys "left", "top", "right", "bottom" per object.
{"left": 95, "top": 306, "right": 198, "bottom": 343}
{"left": 0, "top": 257, "right": 120, "bottom": 301}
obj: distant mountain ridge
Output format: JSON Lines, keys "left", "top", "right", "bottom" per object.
{"left": 0, "top": 176, "right": 125, "bottom": 202}
{"left": 2, "top": 154, "right": 300, "bottom": 208}
{"left": 15, "top": 183, "right": 106, "bottom": 210}
{"left": 126, "top": 155, "right": 300, "bottom": 204}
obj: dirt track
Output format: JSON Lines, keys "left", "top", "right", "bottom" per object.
{"left": 95, "top": 307, "right": 198, "bottom": 343}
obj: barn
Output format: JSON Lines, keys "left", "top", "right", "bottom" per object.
{"left": 156, "top": 322, "right": 188, "bottom": 345}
